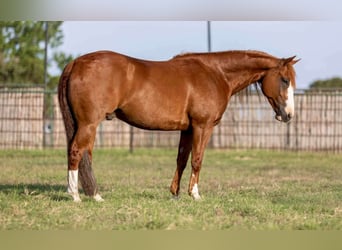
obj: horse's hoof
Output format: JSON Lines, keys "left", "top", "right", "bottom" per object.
{"left": 192, "top": 194, "right": 202, "bottom": 200}
{"left": 93, "top": 194, "right": 104, "bottom": 202}
{"left": 71, "top": 194, "right": 82, "bottom": 203}
{"left": 171, "top": 195, "right": 180, "bottom": 201}
{"left": 69, "top": 193, "right": 82, "bottom": 202}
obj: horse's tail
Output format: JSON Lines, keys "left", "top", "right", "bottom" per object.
{"left": 58, "top": 60, "right": 99, "bottom": 196}
{"left": 58, "top": 60, "right": 76, "bottom": 150}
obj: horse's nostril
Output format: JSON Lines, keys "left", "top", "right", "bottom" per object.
{"left": 288, "top": 113, "right": 293, "bottom": 119}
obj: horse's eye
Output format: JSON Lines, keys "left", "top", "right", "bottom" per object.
{"left": 281, "top": 77, "right": 290, "bottom": 87}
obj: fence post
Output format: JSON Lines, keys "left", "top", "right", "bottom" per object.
{"left": 43, "top": 90, "right": 48, "bottom": 148}
{"left": 286, "top": 122, "right": 291, "bottom": 149}
{"left": 43, "top": 22, "right": 49, "bottom": 148}
{"left": 129, "top": 126, "right": 134, "bottom": 153}
{"left": 98, "top": 123, "right": 103, "bottom": 147}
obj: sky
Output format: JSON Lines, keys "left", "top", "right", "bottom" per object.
{"left": 56, "top": 21, "right": 342, "bottom": 89}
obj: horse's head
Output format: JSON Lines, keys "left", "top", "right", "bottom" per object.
{"left": 260, "top": 56, "right": 299, "bottom": 123}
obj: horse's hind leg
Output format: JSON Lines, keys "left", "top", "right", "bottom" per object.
{"left": 78, "top": 151, "right": 102, "bottom": 201}
{"left": 67, "top": 123, "right": 102, "bottom": 202}
{"left": 170, "top": 129, "right": 193, "bottom": 198}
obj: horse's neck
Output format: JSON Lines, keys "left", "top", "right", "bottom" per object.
{"left": 204, "top": 53, "right": 279, "bottom": 95}
{"left": 175, "top": 51, "right": 279, "bottom": 95}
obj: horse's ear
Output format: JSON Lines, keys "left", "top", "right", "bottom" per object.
{"left": 283, "top": 56, "right": 300, "bottom": 65}
{"left": 291, "top": 58, "right": 301, "bottom": 65}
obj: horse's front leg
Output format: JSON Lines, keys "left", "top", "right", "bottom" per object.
{"left": 170, "top": 129, "right": 193, "bottom": 197}
{"left": 188, "top": 125, "right": 214, "bottom": 200}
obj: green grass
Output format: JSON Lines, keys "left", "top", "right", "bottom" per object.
{"left": 0, "top": 148, "right": 341, "bottom": 230}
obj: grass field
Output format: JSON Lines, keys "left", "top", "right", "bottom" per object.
{"left": 0, "top": 148, "right": 341, "bottom": 230}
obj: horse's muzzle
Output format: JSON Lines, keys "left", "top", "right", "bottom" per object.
{"left": 275, "top": 112, "right": 293, "bottom": 123}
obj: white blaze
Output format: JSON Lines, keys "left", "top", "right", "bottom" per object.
{"left": 68, "top": 170, "right": 81, "bottom": 202}
{"left": 285, "top": 84, "right": 295, "bottom": 118}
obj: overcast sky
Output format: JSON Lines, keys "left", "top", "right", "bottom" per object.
{"left": 57, "top": 21, "right": 342, "bottom": 89}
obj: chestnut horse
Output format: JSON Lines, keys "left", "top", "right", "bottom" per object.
{"left": 58, "top": 50, "right": 299, "bottom": 202}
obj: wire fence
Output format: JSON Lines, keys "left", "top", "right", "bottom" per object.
{"left": 1, "top": 86, "right": 342, "bottom": 152}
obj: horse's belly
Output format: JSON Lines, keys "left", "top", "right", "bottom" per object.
{"left": 114, "top": 108, "right": 189, "bottom": 131}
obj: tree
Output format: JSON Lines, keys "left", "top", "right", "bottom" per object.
{"left": 0, "top": 21, "right": 73, "bottom": 88}
{"left": 309, "top": 77, "right": 342, "bottom": 90}
{"left": 47, "top": 51, "right": 75, "bottom": 89}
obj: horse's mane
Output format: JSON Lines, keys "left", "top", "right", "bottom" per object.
{"left": 173, "top": 50, "right": 276, "bottom": 60}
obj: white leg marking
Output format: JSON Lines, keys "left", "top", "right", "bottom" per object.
{"left": 285, "top": 85, "right": 295, "bottom": 117}
{"left": 68, "top": 170, "right": 81, "bottom": 202}
{"left": 93, "top": 193, "right": 104, "bottom": 202}
{"left": 191, "top": 183, "right": 201, "bottom": 200}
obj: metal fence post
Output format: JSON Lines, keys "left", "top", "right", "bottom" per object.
{"left": 43, "top": 22, "right": 49, "bottom": 148}
{"left": 129, "top": 126, "right": 134, "bottom": 153}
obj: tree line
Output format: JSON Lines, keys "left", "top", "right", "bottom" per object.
{"left": 309, "top": 77, "right": 342, "bottom": 90}
{"left": 0, "top": 21, "right": 73, "bottom": 89}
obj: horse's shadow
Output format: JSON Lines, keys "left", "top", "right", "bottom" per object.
{"left": 0, "top": 183, "right": 70, "bottom": 201}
